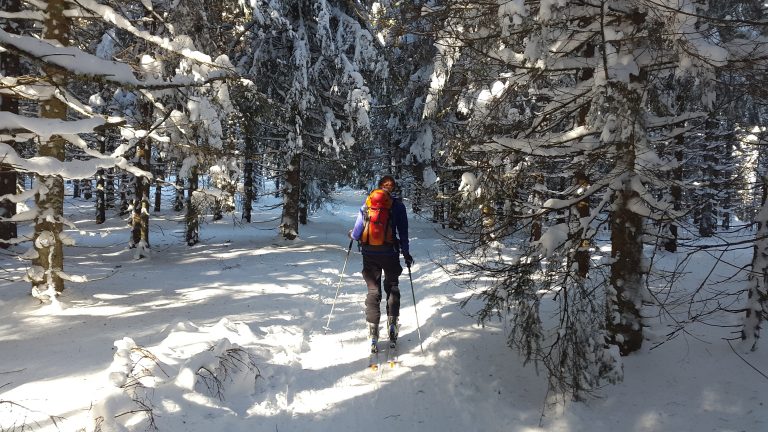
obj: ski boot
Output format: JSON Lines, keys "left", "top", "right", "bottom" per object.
{"left": 368, "top": 322, "right": 380, "bottom": 353}
{"left": 387, "top": 316, "right": 399, "bottom": 346}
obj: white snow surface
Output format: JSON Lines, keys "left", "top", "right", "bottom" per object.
{"left": 0, "top": 187, "right": 765, "bottom": 432}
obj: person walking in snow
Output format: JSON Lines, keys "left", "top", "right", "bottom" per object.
{"left": 349, "top": 175, "right": 414, "bottom": 352}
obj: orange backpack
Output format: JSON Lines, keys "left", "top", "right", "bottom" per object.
{"left": 361, "top": 189, "right": 393, "bottom": 246}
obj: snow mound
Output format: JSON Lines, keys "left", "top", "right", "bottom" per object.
{"left": 91, "top": 320, "right": 261, "bottom": 432}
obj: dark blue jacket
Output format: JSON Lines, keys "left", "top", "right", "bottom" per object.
{"left": 351, "top": 194, "right": 409, "bottom": 256}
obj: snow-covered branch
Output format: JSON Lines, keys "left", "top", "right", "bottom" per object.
{"left": 0, "top": 29, "right": 234, "bottom": 89}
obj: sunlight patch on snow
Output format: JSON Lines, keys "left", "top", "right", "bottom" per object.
{"left": 260, "top": 282, "right": 310, "bottom": 294}
{"left": 144, "top": 299, "right": 187, "bottom": 309}
{"left": 178, "top": 256, "right": 228, "bottom": 265}
{"left": 290, "top": 378, "right": 377, "bottom": 414}
{"left": 409, "top": 291, "right": 453, "bottom": 324}
{"left": 162, "top": 319, "right": 260, "bottom": 354}
{"left": 437, "top": 347, "right": 456, "bottom": 359}
{"left": 700, "top": 389, "right": 742, "bottom": 414}
{"left": 248, "top": 393, "right": 289, "bottom": 416}
{"left": 258, "top": 324, "right": 307, "bottom": 364}
{"left": 58, "top": 303, "right": 141, "bottom": 317}
{"left": 0, "top": 324, "right": 22, "bottom": 341}
{"left": 93, "top": 293, "right": 130, "bottom": 300}
{"left": 634, "top": 411, "right": 663, "bottom": 431}
{"left": 25, "top": 300, "right": 65, "bottom": 315}
{"left": 291, "top": 258, "right": 333, "bottom": 267}
{"left": 452, "top": 290, "right": 473, "bottom": 300}
{"left": 123, "top": 411, "right": 146, "bottom": 428}
{"left": 161, "top": 398, "right": 182, "bottom": 413}
{"left": 128, "top": 288, "right": 165, "bottom": 296}
{"left": 275, "top": 274, "right": 307, "bottom": 281}
{"left": 0, "top": 373, "right": 107, "bottom": 431}
{"left": 302, "top": 331, "right": 364, "bottom": 369}
{"left": 177, "top": 287, "right": 231, "bottom": 301}
{"left": 182, "top": 391, "right": 228, "bottom": 411}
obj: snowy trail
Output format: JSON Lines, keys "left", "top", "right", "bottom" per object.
{"left": 1, "top": 187, "right": 765, "bottom": 432}
{"left": 235, "top": 192, "right": 547, "bottom": 432}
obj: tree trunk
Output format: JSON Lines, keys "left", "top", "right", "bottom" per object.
{"left": 743, "top": 174, "right": 768, "bottom": 351}
{"left": 605, "top": 82, "right": 646, "bottom": 356}
{"left": 242, "top": 134, "right": 255, "bottom": 223}
{"left": 175, "top": 180, "right": 185, "bottom": 211}
{"left": 274, "top": 177, "right": 281, "bottom": 198}
{"left": 530, "top": 174, "right": 544, "bottom": 242}
{"left": 0, "top": 0, "right": 21, "bottom": 247}
{"left": 481, "top": 204, "right": 495, "bottom": 244}
{"left": 96, "top": 137, "right": 107, "bottom": 224}
{"left": 213, "top": 197, "right": 223, "bottom": 221}
{"left": 119, "top": 172, "right": 131, "bottom": 216}
{"left": 607, "top": 179, "right": 645, "bottom": 355}
{"left": 574, "top": 171, "right": 590, "bottom": 278}
{"left": 432, "top": 178, "right": 446, "bottom": 226}
{"left": 31, "top": 0, "right": 69, "bottom": 295}
{"left": 664, "top": 143, "right": 683, "bottom": 252}
{"left": 174, "top": 161, "right": 185, "bottom": 211}
{"left": 699, "top": 201, "right": 716, "bottom": 237}
{"left": 153, "top": 160, "right": 163, "bottom": 212}
{"left": 448, "top": 175, "right": 462, "bottom": 230}
{"left": 105, "top": 169, "right": 115, "bottom": 209}
{"left": 412, "top": 163, "right": 424, "bottom": 215}
{"left": 131, "top": 138, "right": 151, "bottom": 258}
{"left": 721, "top": 132, "right": 734, "bottom": 229}
{"left": 699, "top": 119, "right": 719, "bottom": 237}
{"left": 242, "top": 158, "right": 253, "bottom": 222}
{"left": 185, "top": 165, "right": 199, "bottom": 246}
{"left": 82, "top": 178, "right": 92, "bottom": 200}
{"left": 298, "top": 179, "right": 308, "bottom": 225}
{"left": 154, "top": 178, "right": 162, "bottom": 212}
{"left": 130, "top": 100, "right": 152, "bottom": 257}
{"left": 279, "top": 153, "right": 301, "bottom": 240}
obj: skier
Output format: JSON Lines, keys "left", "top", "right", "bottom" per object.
{"left": 349, "top": 175, "right": 414, "bottom": 352}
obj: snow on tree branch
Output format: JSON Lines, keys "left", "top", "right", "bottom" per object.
{"left": 0, "top": 142, "right": 150, "bottom": 179}
{"left": 0, "top": 25, "right": 234, "bottom": 89}
{"left": 70, "top": 0, "right": 234, "bottom": 69}
{"left": 0, "top": 111, "right": 109, "bottom": 135}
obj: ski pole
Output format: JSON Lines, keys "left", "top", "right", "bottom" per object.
{"left": 324, "top": 238, "right": 354, "bottom": 333}
{"left": 407, "top": 263, "right": 425, "bottom": 353}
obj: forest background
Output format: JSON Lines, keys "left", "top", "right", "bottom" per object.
{"left": 2, "top": 0, "right": 768, "bottom": 429}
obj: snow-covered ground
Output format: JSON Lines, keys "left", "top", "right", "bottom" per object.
{"left": 0, "top": 186, "right": 765, "bottom": 432}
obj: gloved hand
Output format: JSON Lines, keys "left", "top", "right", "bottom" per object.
{"left": 348, "top": 229, "right": 354, "bottom": 239}
{"left": 403, "top": 252, "right": 414, "bottom": 267}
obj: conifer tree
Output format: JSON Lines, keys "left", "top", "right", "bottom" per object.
{"left": 402, "top": 0, "right": 746, "bottom": 396}
{"left": 30, "top": 0, "right": 71, "bottom": 294}
{"left": 240, "top": 0, "right": 384, "bottom": 240}
{"left": 0, "top": 0, "right": 20, "bottom": 247}
{"left": 0, "top": 0, "right": 238, "bottom": 295}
